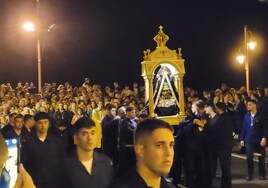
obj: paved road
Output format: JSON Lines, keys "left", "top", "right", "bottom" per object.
{"left": 212, "top": 142, "right": 268, "bottom": 188}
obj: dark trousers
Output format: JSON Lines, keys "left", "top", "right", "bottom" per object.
{"left": 210, "top": 147, "right": 218, "bottom": 179}
{"left": 217, "top": 148, "right": 232, "bottom": 188}
{"left": 184, "top": 151, "right": 209, "bottom": 188}
{"left": 117, "top": 146, "right": 136, "bottom": 176}
{"left": 245, "top": 142, "right": 266, "bottom": 177}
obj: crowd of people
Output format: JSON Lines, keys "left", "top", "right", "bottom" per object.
{"left": 0, "top": 79, "right": 268, "bottom": 188}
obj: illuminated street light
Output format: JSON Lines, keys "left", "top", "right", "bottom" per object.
{"left": 23, "top": 21, "right": 42, "bottom": 93}
{"left": 23, "top": 22, "right": 35, "bottom": 32}
{"left": 22, "top": 0, "right": 55, "bottom": 93}
{"left": 236, "top": 55, "right": 245, "bottom": 64}
{"left": 248, "top": 41, "right": 257, "bottom": 50}
{"left": 236, "top": 25, "right": 257, "bottom": 93}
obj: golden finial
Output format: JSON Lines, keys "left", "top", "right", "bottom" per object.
{"left": 143, "top": 49, "right": 151, "bottom": 60}
{"left": 153, "top": 25, "right": 169, "bottom": 48}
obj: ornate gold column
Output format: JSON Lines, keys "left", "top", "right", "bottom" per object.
{"left": 178, "top": 74, "right": 185, "bottom": 116}
{"left": 143, "top": 76, "right": 149, "bottom": 102}
{"left": 147, "top": 75, "right": 154, "bottom": 117}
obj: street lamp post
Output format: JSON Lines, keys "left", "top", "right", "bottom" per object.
{"left": 236, "top": 25, "right": 256, "bottom": 93}
{"left": 23, "top": 0, "right": 55, "bottom": 93}
{"left": 23, "top": 22, "right": 42, "bottom": 93}
{"left": 244, "top": 25, "right": 250, "bottom": 93}
{"left": 37, "top": 33, "right": 42, "bottom": 93}
{"left": 22, "top": 0, "right": 42, "bottom": 93}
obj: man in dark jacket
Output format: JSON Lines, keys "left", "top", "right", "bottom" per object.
{"left": 117, "top": 106, "right": 137, "bottom": 176}
{"left": 59, "top": 117, "right": 114, "bottom": 188}
{"left": 214, "top": 102, "right": 234, "bottom": 188}
{"left": 21, "top": 112, "right": 64, "bottom": 188}
{"left": 102, "top": 104, "right": 116, "bottom": 156}
{"left": 183, "top": 114, "right": 210, "bottom": 188}
{"left": 240, "top": 99, "right": 267, "bottom": 181}
{"left": 110, "top": 118, "right": 175, "bottom": 188}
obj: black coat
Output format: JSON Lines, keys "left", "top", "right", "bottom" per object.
{"left": 110, "top": 167, "right": 175, "bottom": 188}
{"left": 59, "top": 151, "right": 114, "bottom": 188}
{"left": 21, "top": 133, "right": 64, "bottom": 188}
{"left": 215, "top": 112, "right": 234, "bottom": 150}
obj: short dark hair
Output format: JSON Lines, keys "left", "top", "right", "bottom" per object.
{"left": 193, "top": 100, "right": 205, "bottom": 110}
{"left": 134, "top": 118, "right": 173, "bottom": 144}
{"left": 126, "top": 105, "right": 135, "bottom": 112}
{"left": 107, "top": 104, "right": 116, "bottom": 111}
{"left": 137, "top": 113, "right": 148, "bottom": 119}
{"left": 247, "top": 99, "right": 257, "bottom": 105}
{"left": 34, "top": 112, "right": 50, "bottom": 122}
{"left": 74, "top": 117, "right": 95, "bottom": 134}
{"left": 23, "top": 114, "right": 33, "bottom": 123}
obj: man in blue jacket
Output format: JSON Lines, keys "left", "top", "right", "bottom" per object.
{"left": 240, "top": 99, "right": 267, "bottom": 181}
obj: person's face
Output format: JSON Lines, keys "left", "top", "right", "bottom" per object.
{"left": 14, "top": 118, "right": 23, "bottom": 129}
{"left": 205, "top": 106, "right": 212, "bottom": 114}
{"left": 127, "top": 109, "right": 136, "bottom": 119}
{"left": 191, "top": 104, "right": 198, "bottom": 114}
{"left": 108, "top": 108, "right": 116, "bottom": 117}
{"left": 58, "top": 103, "right": 63, "bottom": 110}
{"left": 25, "top": 118, "right": 35, "bottom": 129}
{"left": 35, "top": 119, "right": 50, "bottom": 134}
{"left": 247, "top": 102, "right": 256, "bottom": 112}
{"left": 74, "top": 127, "right": 97, "bottom": 152}
{"left": 77, "top": 108, "right": 83, "bottom": 115}
{"left": 98, "top": 101, "right": 103, "bottom": 108}
{"left": 136, "top": 128, "right": 174, "bottom": 176}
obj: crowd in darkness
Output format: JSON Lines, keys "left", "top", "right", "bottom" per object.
{"left": 0, "top": 79, "right": 268, "bottom": 188}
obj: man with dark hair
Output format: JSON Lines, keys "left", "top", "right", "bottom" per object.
{"left": 59, "top": 117, "right": 114, "bottom": 188}
{"left": 234, "top": 93, "right": 247, "bottom": 134}
{"left": 205, "top": 104, "right": 219, "bottom": 180}
{"left": 105, "top": 106, "right": 126, "bottom": 169}
{"left": 118, "top": 105, "right": 137, "bottom": 176}
{"left": 214, "top": 102, "right": 234, "bottom": 188}
{"left": 183, "top": 114, "right": 211, "bottom": 187}
{"left": 21, "top": 112, "right": 63, "bottom": 188}
{"left": 234, "top": 93, "right": 247, "bottom": 154}
{"left": 4, "top": 114, "right": 24, "bottom": 139}
{"left": 102, "top": 104, "right": 117, "bottom": 157}
{"left": 137, "top": 113, "right": 148, "bottom": 123}
{"left": 1, "top": 113, "right": 17, "bottom": 136}
{"left": 22, "top": 114, "right": 35, "bottom": 135}
{"left": 110, "top": 118, "right": 175, "bottom": 188}
{"left": 191, "top": 100, "right": 206, "bottom": 117}
{"left": 240, "top": 99, "right": 267, "bottom": 181}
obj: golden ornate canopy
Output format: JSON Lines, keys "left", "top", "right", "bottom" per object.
{"left": 141, "top": 26, "right": 186, "bottom": 125}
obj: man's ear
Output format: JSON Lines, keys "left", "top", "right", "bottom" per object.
{"left": 134, "top": 144, "right": 144, "bottom": 157}
{"left": 73, "top": 134, "right": 78, "bottom": 145}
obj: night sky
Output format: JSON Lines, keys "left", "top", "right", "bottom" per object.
{"left": 0, "top": 0, "right": 268, "bottom": 91}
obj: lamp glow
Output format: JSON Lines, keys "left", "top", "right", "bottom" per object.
{"left": 23, "top": 22, "right": 35, "bottom": 32}
{"left": 236, "top": 55, "right": 245, "bottom": 64}
{"left": 248, "top": 41, "right": 257, "bottom": 50}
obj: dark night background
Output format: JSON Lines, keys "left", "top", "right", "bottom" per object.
{"left": 0, "top": 0, "right": 267, "bottom": 91}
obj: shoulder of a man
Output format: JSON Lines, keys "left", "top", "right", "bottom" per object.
{"left": 109, "top": 169, "right": 146, "bottom": 188}
{"left": 94, "top": 151, "right": 113, "bottom": 167}
{"left": 46, "top": 133, "right": 62, "bottom": 143}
